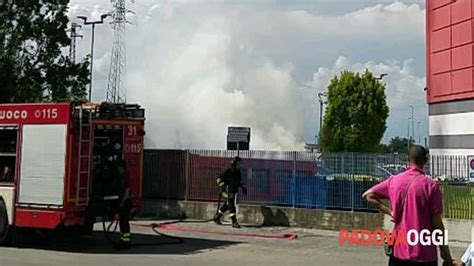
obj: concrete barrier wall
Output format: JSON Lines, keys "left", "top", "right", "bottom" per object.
{"left": 142, "top": 199, "right": 385, "bottom": 231}
{"left": 142, "top": 199, "right": 473, "bottom": 244}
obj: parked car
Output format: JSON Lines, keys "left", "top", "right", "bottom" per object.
{"left": 316, "top": 167, "right": 379, "bottom": 182}
{"left": 373, "top": 163, "right": 407, "bottom": 180}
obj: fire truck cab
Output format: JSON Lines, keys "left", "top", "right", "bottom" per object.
{"left": 0, "top": 102, "right": 145, "bottom": 243}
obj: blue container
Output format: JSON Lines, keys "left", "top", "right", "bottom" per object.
{"left": 283, "top": 177, "right": 295, "bottom": 206}
{"left": 283, "top": 176, "right": 327, "bottom": 209}
{"left": 352, "top": 180, "right": 378, "bottom": 211}
{"left": 294, "top": 176, "right": 327, "bottom": 208}
{"left": 326, "top": 180, "right": 351, "bottom": 210}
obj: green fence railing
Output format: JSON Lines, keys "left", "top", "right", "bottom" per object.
{"left": 441, "top": 183, "right": 474, "bottom": 220}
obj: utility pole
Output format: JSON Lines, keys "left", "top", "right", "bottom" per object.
{"left": 68, "top": 23, "right": 82, "bottom": 64}
{"left": 417, "top": 121, "right": 421, "bottom": 144}
{"left": 77, "top": 14, "right": 110, "bottom": 102}
{"left": 318, "top": 92, "right": 327, "bottom": 150}
{"left": 106, "top": 0, "right": 134, "bottom": 104}
{"left": 409, "top": 105, "right": 414, "bottom": 144}
{"left": 407, "top": 117, "right": 411, "bottom": 150}
{"left": 374, "top": 73, "right": 388, "bottom": 81}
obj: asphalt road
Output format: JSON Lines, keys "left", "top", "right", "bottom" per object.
{"left": 0, "top": 221, "right": 468, "bottom": 266}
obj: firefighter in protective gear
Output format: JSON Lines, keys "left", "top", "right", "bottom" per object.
{"left": 213, "top": 157, "right": 247, "bottom": 228}
{"left": 88, "top": 158, "right": 132, "bottom": 249}
{"left": 114, "top": 159, "right": 133, "bottom": 249}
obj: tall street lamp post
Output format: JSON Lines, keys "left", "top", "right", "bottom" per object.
{"left": 374, "top": 73, "right": 388, "bottom": 80}
{"left": 407, "top": 117, "right": 411, "bottom": 149}
{"left": 77, "top": 14, "right": 110, "bottom": 102}
{"left": 417, "top": 121, "right": 421, "bottom": 144}
{"left": 409, "top": 104, "right": 414, "bottom": 145}
{"left": 318, "top": 92, "right": 327, "bottom": 149}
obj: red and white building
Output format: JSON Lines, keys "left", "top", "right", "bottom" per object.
{"left": 426, "top": 0, "right": 474, "bottom": 156}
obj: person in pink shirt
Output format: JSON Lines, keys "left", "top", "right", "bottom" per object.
{"left": 363, "top": 145, "right": 454, "bottom": 266}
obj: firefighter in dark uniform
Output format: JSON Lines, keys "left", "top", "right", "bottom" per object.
{"left": 213, "top": 157, "right": 247, "bottom": 228}
{"left": 88, "top": 157, "right": 132, "bottom": 249}
{"left": 114, "top": 159, "right": 133, "bottom": 249}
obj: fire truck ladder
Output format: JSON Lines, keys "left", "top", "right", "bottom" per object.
{"left": 76, "top": 106, "right": 93, "bottom": 207}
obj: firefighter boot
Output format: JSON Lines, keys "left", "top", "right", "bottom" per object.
{"left": 116, "top": 233, "right": 131, "bottom": 250}
{"left": 213, "top": 212, "right": 223, "bottom": 225}
{"left": 231, "top": 216, "right": 240, "bottom": 228}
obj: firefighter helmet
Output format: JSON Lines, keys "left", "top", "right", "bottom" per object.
{"left": 231, "top": 156, "right": 242, "bottom": 167}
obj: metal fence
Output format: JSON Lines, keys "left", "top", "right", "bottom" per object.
{"left": 430, "top": 155, "right": 470, "bottom": 182}
{"left": 143, "top": 150, "right": 473, "bottom": 219}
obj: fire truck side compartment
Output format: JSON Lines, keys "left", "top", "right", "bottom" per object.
{"left": 18, "top": 124, "right": 67, "bottom": 206}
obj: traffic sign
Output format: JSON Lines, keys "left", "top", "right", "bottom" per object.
{"left": 468, "top": 156, "right": 474, "bottom": 183}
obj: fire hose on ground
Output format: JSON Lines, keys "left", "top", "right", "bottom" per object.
{"left": 101, "top": 192, "right": 297, "bottom": 248}
{"left": 101, "top": 193, "right": 223, "bottom": 247}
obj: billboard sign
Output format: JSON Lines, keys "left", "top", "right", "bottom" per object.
{"left": 227, "top": 127, "right": 250, "bottom": 151}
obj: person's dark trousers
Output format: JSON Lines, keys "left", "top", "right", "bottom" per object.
{"left": 118, "top": 199, "right": 132, "bottom": 248}
{"left": 215, "top": 192, "right": 239, "bottom": 227}
{"left": 219, "top": 193, "right": 235, "bottom": 215}
{"left": 389, "top": 256, "right": 437, "bottom": 266}
{"left": 223, "top": 193, "right": 239, "bottom": 228}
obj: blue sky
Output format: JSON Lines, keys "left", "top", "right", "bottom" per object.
{"left": 69, "top": 0, "right": 428, "bottom": 150}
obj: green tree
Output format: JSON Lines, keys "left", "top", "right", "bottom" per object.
{"left": 0, "top": 0, "right": 90, "bottom": 103}
{"left": 376, "top": 137, "right": 416, "bottom": 154}
{"left": 387, "top": 136, "right": 415, "bottom": 154}
{"left": 320, "top": 70, "right": 389, "bottom": 153}
{"left": 378, "top": 143, "right": 390, "bottom": 153}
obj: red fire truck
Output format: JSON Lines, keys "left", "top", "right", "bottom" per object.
{"left": 0, "top": 102, "right": 145, "bottom": 244}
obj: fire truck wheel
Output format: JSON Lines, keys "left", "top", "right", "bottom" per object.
{"left": 0, "top": 199, "right": 11, "bottom": 245}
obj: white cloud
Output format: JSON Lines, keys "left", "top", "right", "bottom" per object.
{"left": 237, "top": 1, "right": 424, "bottom": 41}
{"left": 68, "top": 0, "right": 427, "bottom": 150}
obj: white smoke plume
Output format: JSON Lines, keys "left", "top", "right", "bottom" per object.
{"left": 68, "top": 1, "right": 426, "bottom": 150}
